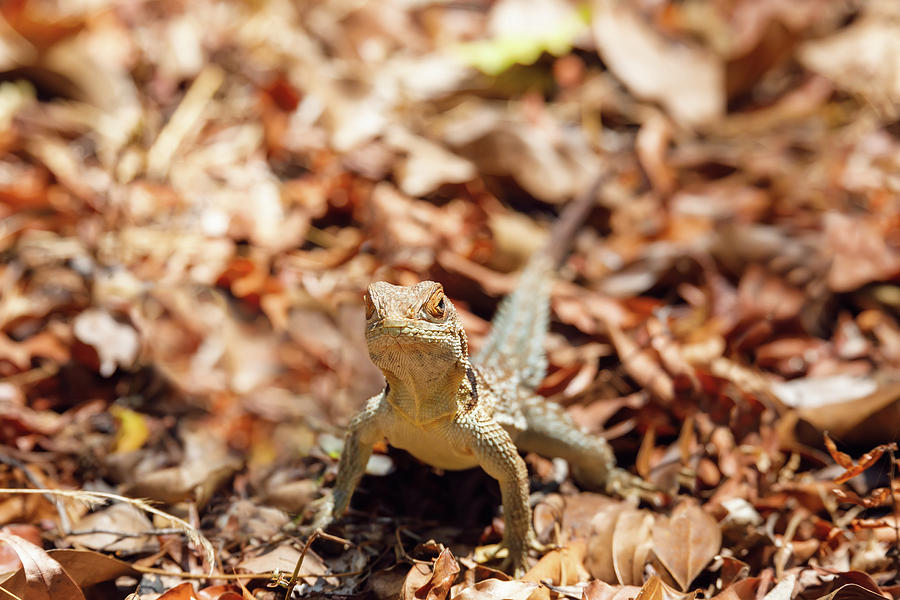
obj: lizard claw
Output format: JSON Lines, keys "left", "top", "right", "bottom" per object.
{"left": 483, "top": 532, "right": 546, "bottom": 577}
{"left": 297, "top": 492, "right": 337, "bottom": 532}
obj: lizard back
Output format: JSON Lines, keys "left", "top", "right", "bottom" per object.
{"left": 473, "top": 174, "right": 605, "bottom": 391}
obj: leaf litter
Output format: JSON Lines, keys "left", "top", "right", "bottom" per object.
{"left": 0, "top": 0, "right": 899, "bottom": 598}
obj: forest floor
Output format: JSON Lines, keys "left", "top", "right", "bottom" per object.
{"left": 1, "top": 0, "right": 899, "bottom": 599}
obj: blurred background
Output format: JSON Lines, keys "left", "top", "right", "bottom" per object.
{"left": 1, "top": 0, "right": 899, "bottom": 596}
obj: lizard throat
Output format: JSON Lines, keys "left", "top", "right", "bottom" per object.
{"left": 380, "top": 360, "right": 470, "bottom": 425}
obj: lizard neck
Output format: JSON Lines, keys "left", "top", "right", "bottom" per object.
{"left": 382, "top": 359, "right": 473, "bottom": 426}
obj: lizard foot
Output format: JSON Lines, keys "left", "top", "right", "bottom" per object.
{"left": 605, "top": 468, "right": 663, "bottom": 506}
{"left": 482, "top": 533, "right": 547, "bottom": 578}
{"left": 296, "top": 492, "right": 337, "bottom": 533}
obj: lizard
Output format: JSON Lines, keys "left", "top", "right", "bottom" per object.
{"left": 312, "top": 176, "right": 656, "bottom": 575}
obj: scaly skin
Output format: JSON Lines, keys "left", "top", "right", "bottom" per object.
{"left": 313, "top": 182, "right": 656, "bottom": 575}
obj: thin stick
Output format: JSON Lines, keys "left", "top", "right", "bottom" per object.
{"left": 890, "top": 449, "right": 899, "bottom": 573}
{"left": 131, "top": 564, "right": 365, "bottom": 580}
{"left": 284, "top": 529, "right": 320, "bottom": 599}
{"left": 0, "top": 584, "right": 24, "bottom": 600}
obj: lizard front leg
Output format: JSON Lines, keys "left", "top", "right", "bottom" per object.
{"left": 453, "top": 409, "right": 539, "bottom": 576}
{"left": 310, "top": 392, "right": 385, "bottom": 529}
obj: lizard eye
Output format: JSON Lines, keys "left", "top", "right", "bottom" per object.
{"left": 425, "top": 290, "right": 447, "bottom": 319}
{"left": 364, "top": 291, "right": 375, "bottom": 320}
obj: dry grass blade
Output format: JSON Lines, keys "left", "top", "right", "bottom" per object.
{"left": 0, "top": 489, "right": 216, "bottom": 575}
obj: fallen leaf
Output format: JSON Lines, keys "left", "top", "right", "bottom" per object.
{"left": 157, "top": 582, "right": 199, "bottom": 599}
{"left": 761, "top": 574, "right": 795, "bottom": 600}
{"left": 450, "top": 578, "right": 539, "bottom": 600}
{"left": 592, "top": 0, "right": 725, "bottom": 127}
{"left": 0, "top": 530, "right": 84, "bottom": 600}
{"left": 196, "top": 584, "right": 243, "bottom": 600}
{"left": 0, "top": 524, "right": 41, "bottom": 572}
{"left": 822, "top": 436, "right": 898, "bottom": 485}
{"left": 612, "top": 508, "right": 655, "bottom": 586}
{"left": 636, "top": 575, "right": 698, "bottom": 600}
{"left": 651, "top": 503, "right": 721, "bottom": 591}
{"left": 72, "top": 309, "right": 139, "bottom": 377}
{"left": 65, "top": 503, "right": 159, "bottom": 554}
{"left": 817, "top": 583, "right": 889, "bottom": 600}
{"left": 583, "top": 579, "right": 644, "bottom": 600}
{"left": 799, "top": 4, "right": 900, "bottom": 112}
{"left": 0, "top": 549, "right": 138, "bottom": 594}
{"left": 415, "top": 548, "right": 460, "bottom": 600}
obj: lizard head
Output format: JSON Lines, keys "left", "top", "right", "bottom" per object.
{"left": 364, "top": 281, "right": 469, "bottom": 377}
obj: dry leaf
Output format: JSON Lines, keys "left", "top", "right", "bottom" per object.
{"left": 157, "top": 582, "right": 199, "bottom": 599}
{"left": 611, "top": 508, "right": 654, "bottom": 586}
{"left": 636, "top": 575, "right": 698, "bottom": 600}
{"left": 451, "top": 578, "right": 539, "bottom": 600}
{"left": 72, "top": 309, "right": 139, "bottom": 377}
{"left": 818, "top": 584, "right": 889, "bottom": 600}
{"left": 0, "top": 531, "right": 85, "bottom": 600}
{"left": 583, "top": 580, "right": 645, "bottom": 600}
{"left": 651, "top": 503, "right": 722, "bottom": 591}
{"left": 415, "top": 548, "right": 460, "bottom": 600}
{"left": 65, "top": 503, "right": 159, "bottom": 554}
{"left": 592, "top": 0, "right": 725, "bottom": 127}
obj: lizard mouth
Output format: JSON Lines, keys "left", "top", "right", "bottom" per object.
{"left": 366, "top": 318, "right": 456, "bottom": 351}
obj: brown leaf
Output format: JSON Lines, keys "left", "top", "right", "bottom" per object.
{"left": 823, "top": 433, "right": 855, "bottom": 470}
{"left": 65, "top": 503, "right": 159, "bottom": 554}
{"left": 0, "top": 531, "right": 84, "bottom": 600}
{"left": 611, "top": 509, "right": 654, "bottom": 586}
{"left": 592, "top": 1, "right": 724, "bottom": 127}
{"left": 523, "top": 542, "right": 588, "bottom": 586}
{"left": 823, "top": 213, "right": 900, "bottom": 293}
{"left": 0, "top": 525, "right": 41, "bottom": 571}
{"left": 44, "top": 550, "right": 137, "bottom": 589}
{"left": 651, "top": 503, "right": 721, "bottom": 591}
{"left": 1, "top": 549, "right": 137, "bottom": 596}
{"left": 635, "top": 426, "right": 656, "bottom": 481}
{"left": 585, "top": 502, "right": 632, "bottom": 582}
{"left": 816, "top": 584, "right": 887, "bottom": 600}
{"left": 607, "top": 324, "right": 674, "bottom": 404}
{"left": 636, "top": 575, "right": 698, "bottom": 600}
{"left": 761, "top": 574, "right": 796, "bottom": 600}
{"left": 415, "top": 548, "right": 459, "bottom": 600}
{"left": 831, "top": 487, "right": 893, "bottom": 508}
{"left": 72, "top": 309, "right": 139, "bottom": 377}
{"left": 196, "top": 584, "right": 243, "bottom": 600}
{"left": 402, "top": 563, "right": 434, "bottom": 600}
{"left": 824, "top": 434, "right": 898, "bottom": 484}
{"left": 158, "top": 582, "right": 199, "bottom": 599}
{"left": 800, "top": 7, "right": 900, "bottom": 115}
{"left": 583, "top": 580, "right": 644, "bottom": 600}
{"left": 450, "top": 578, "right": 539, "bottom": 600}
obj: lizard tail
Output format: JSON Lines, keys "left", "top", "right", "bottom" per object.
{"left": 473, "top": 172, "right": 607, "bottom": 389}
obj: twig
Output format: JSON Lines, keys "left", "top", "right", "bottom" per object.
{"left": 890, "top": 449, "right": 899, "bottom": 574}
{"left": 67, "top": 527, "right": 186, "bottom": 538}
{"left": 146, "top": 65, "right": 224, "bottom": 178}
{"left": 0, "top": 584, "right": 24, "bottom": 600}
{"left": 0, "top": 363, "right": 59, "bottom": 386}
{"left": 131, "top": 564, "right": 365, "bottom": 580}
{"left": 284, "top": 528, "right": 320, "bottom": 599}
